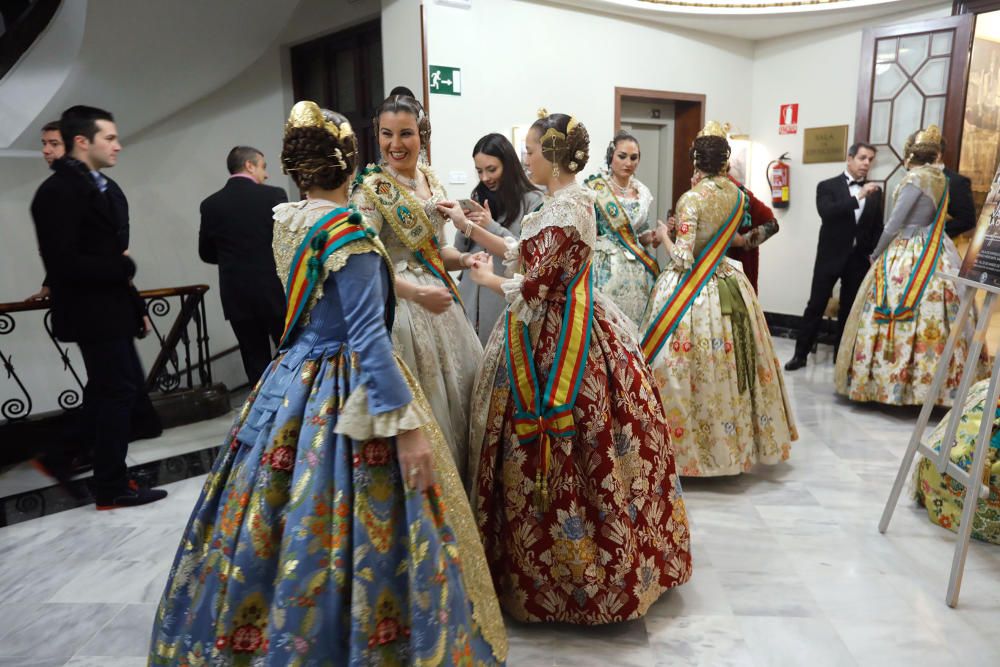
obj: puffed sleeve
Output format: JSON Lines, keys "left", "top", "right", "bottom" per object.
{"left": 501, "top": 225, "right": 578, "bottom": 322}
{"left": 349, "top": 186, "right": 384, "bottom": 234}
{"left": 333, "top": 251, "right": 430, "bottom": 440}
{"left": 669, "top": 191, "right": 699, "bottom": 270}
{"left": 871, "top": 183, "right": 922, "bottom": 260}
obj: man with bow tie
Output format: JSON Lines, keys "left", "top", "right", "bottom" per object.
{"left": 786, "top": 142, "right": 883, "bottom": 371}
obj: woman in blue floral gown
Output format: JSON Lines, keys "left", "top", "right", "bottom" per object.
{"left": 147, "top": 102, "right": 506, "bottom": 666}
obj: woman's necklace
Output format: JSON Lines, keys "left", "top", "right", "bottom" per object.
{"left": 385, "top": 164, "right": 419, "bottom": 191}
{"left": 611, "top": 174, "right": 633, "bottom": 197}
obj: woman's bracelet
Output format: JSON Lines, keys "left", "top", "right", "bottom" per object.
{"left": 464, "top": 220, "right": 475, "bottom": 237}
{"left": 459, "top": 252, "right": 472, "bottom": 268}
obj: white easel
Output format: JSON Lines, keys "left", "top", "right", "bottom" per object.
{"left": 879, "top": 271, "right": 999, "bottom": 608}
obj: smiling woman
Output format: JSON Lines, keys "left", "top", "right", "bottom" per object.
{"left": 350, "top": 94, "right": 484, "bottom": 482}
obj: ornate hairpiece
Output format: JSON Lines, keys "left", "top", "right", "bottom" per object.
{"left": 914, "top": 124, "right": 942, "bottom": 147}
{"left": 697, "top": 120, "right": 728, "bottom": 139}
{"left": 537, "top": 107, "right": 549, "bottom": 119}
{"left": 286, "top": 100, "right": 354, "bottom": 141}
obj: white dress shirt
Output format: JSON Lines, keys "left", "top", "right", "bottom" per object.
{"left": 844, "top": 170, "right": 865, "bottom": 223}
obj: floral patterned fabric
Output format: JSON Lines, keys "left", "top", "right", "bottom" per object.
{"left": 640, "top": 176, "right": 797, "bottom": 477}
{"left": 834, "top": 177, "right": 990, "bottom": 406}
{"left": 148, "top": 208, "right": 506, "bottom": 666}
{"left": 468, "top": 183, "right": 692, "bottom": 625}
{"left": 590, "top": 176, "right": 656, "bottom": 326}
{"left": 915, "top": 378, "right": 1000, "bottom": 545}
{"left": 350, "top": 166, "right": 484, "bottom": 481}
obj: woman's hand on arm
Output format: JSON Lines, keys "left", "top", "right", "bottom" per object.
{"left": 395, "top": 276, "right": 453, "bottom": 314}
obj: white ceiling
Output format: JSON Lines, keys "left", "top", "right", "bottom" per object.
{"left": 535, "top": 0, "right": 949, "bottom": 41}
{"left": 0, "top": 0, "right": 303, "bottom": 151}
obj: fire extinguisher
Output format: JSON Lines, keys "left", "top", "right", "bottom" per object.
{"left": 767, "top": 153, "right": 791, "bottom": 209}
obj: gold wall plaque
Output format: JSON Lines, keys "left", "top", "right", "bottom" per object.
{"left": 803, "top": 125, "right": 849, "bottom": 164}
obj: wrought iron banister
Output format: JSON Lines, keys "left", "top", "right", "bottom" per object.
{"left": 0, "top": 283, "right": 215, "bottom": 423}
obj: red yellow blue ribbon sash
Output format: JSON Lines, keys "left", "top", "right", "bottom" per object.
{"left": 505, "top": 260, "right": 594, "bottom": 509}
{"left": 279, "top": 207, "right": 373, "bottom": 347}
{"left": 873, "top": 183, "right": 949, "bottom": 360}
{"left": 584, "top": 174, "right": 660, "bottom": 278}
{"left": 356, "top": 166, "right": 464, "bottom": 307}
{"left": 641, "top": 189, "right": 748, "bottom": 363}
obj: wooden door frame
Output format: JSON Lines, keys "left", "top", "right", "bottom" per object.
{"left": 854, "top": 14, "right": 974, "bottom": 168}
{"left": 614, "top": 87, "right": 705, "bottom": 209}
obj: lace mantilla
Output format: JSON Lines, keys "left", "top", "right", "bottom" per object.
{"left": 597, "top": 169, "right": 654, "bottom": 229}
{"left": 272, "top": 199, "right": 387, "bottom": 323}
{"left": 519, "top": 182, "right": 597, "bottom": 250}
{"left": 894, "top": 164, "right": 947, "bottom": 206}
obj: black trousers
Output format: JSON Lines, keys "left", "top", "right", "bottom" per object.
{"left": 230, "top": 316, "right": 283, "bottom": 386}
{"left": 77, "top": 337, "right": 145, "bottom": 497}
{"left": 794, "top": 252, "right": 870, "bottom": 359}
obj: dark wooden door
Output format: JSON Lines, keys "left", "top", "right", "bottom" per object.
{"left": 291, "top": 19, "right": 383, "bottom": 171}
{"left": 855, "top": 15, "right": 974, "bottom": 217}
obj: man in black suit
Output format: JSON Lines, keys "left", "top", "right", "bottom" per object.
{"left": 786, "top": 142, "right": 883, "bottom": 370}
{"left": 944, "top": 168, "right": 976, "bottom": 238}
{"left": 938, "top": 140, "right": 976, "bottom": 238}
{"left": 199, "top": 146, "right": 288, "bottom": 385}
{"left": 31, "top": 105, "right": 167, "bottom": 508}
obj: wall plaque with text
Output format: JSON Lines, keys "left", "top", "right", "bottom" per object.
{"left": 802, "top": 125, "right": 848, "bottom": 164}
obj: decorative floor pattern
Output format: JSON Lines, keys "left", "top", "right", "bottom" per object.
{"left": 0, "top": 339, "right": 998, "bottom": 666}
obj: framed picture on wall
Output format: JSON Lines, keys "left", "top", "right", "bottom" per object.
{"left": 728, "top": 134, "right": 751, "bottom": 185}
{"left": 512, "top": 125, "right": 530, "bottom": 166}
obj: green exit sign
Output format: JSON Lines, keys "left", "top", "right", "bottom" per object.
{"left": 429, "top": 65, "right": 461, "bottom": 96}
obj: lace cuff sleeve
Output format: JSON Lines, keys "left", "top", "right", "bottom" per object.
{"left": 334, "top": 384, "right": 431, "bottom": 440}
{"left": 502, "top": 236, "right": 520, "bottom": 276}
{"left": 502, "top": 273, "right": 544, "bottom": 323}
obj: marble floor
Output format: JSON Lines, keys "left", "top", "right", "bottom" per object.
{"left": 1, "top": 338, "right": 999, "bottom": 666}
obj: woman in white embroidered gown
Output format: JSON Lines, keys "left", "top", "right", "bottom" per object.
{"left": 350, "top": 94, "right": 484, "bottom": 480}
{"left": 586, "top": 130, "right": 658, "bottom": 326}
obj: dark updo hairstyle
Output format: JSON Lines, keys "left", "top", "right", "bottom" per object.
{"left": 689, "top": 135, "right": 731, "bottom": 176}
{"left": 530, "top": 112, "right": 589, "bottom": 175}
{"left": 605, "top": 129, "right": 640, "bottom": 169}
{"left": 470, "top": 133, "right": 540, "bottom": 224}
{"left": 281, "top": 108, "right": 358, "bottom": 191}
{"left": 374, "top": 94, "right": 431, "bottom": 147}
{"left": 904, "top": 130, "right": 941, "bottom": 167}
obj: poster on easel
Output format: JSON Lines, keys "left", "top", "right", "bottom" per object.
{"left": 959, "top": 164, "right": 1000, "bottom": 287}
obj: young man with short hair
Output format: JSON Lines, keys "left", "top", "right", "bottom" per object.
{"left": 31, "top": 105, "right": 166, "bottom": 509}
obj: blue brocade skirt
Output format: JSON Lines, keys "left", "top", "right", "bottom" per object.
{"left": 148, "top": 337, "right": 505, "bottom": 666}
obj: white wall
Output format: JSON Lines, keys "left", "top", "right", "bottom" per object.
{"left": 0, "top": 0, "right": 381, "bottom": 415}
{"left": 421, "top": 0, "right": 755, "bottom": 202}
{"left": 749, "top": 2, "right": 951, "bottom": 314}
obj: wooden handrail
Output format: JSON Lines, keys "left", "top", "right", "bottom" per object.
{"left": 0, "top": 284, "right": 210, "bottom": 314}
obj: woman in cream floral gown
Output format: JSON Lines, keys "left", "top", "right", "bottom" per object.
{"left": 835, "top": 126, "right": 989, "bottom": 406}
{"left": 351, "top": 94, "right": 483, "bottom": 480}
{"left": 640, "top": 123, "right": 796, "bottom": 477}
{"left": 452, "top": 111, "right": 691, "bottom": 625}
{"left": 915, "top": 378, "right": 1000, "bottom": 545}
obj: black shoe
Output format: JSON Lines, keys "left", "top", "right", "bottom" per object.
{"left": 784, "top": 356, "right": 807, "bottom": 371}
{"left": 31, "top": 453, "right": 89, "bottom": 500}
{"left": 96, "top": 481, "right": 168, "bottom": 510}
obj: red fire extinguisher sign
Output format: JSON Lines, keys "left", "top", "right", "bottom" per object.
{"left": 779, "top": 104, "right": 798, "bottom": 135}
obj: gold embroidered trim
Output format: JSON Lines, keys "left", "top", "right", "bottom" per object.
{"left": 398, "top": 357, "right": 508, "bottom": 662}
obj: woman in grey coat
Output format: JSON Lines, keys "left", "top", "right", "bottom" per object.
{"left": 455, "top": 133, "right": 543, "bottom": 345}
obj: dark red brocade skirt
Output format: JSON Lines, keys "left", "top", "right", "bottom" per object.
{"left": 470, "top": 295, "right": 693, "bottom": 624}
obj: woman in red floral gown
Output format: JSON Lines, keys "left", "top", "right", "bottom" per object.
{"left": 442, "top": 111, "right": 692, "bottom": 624}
